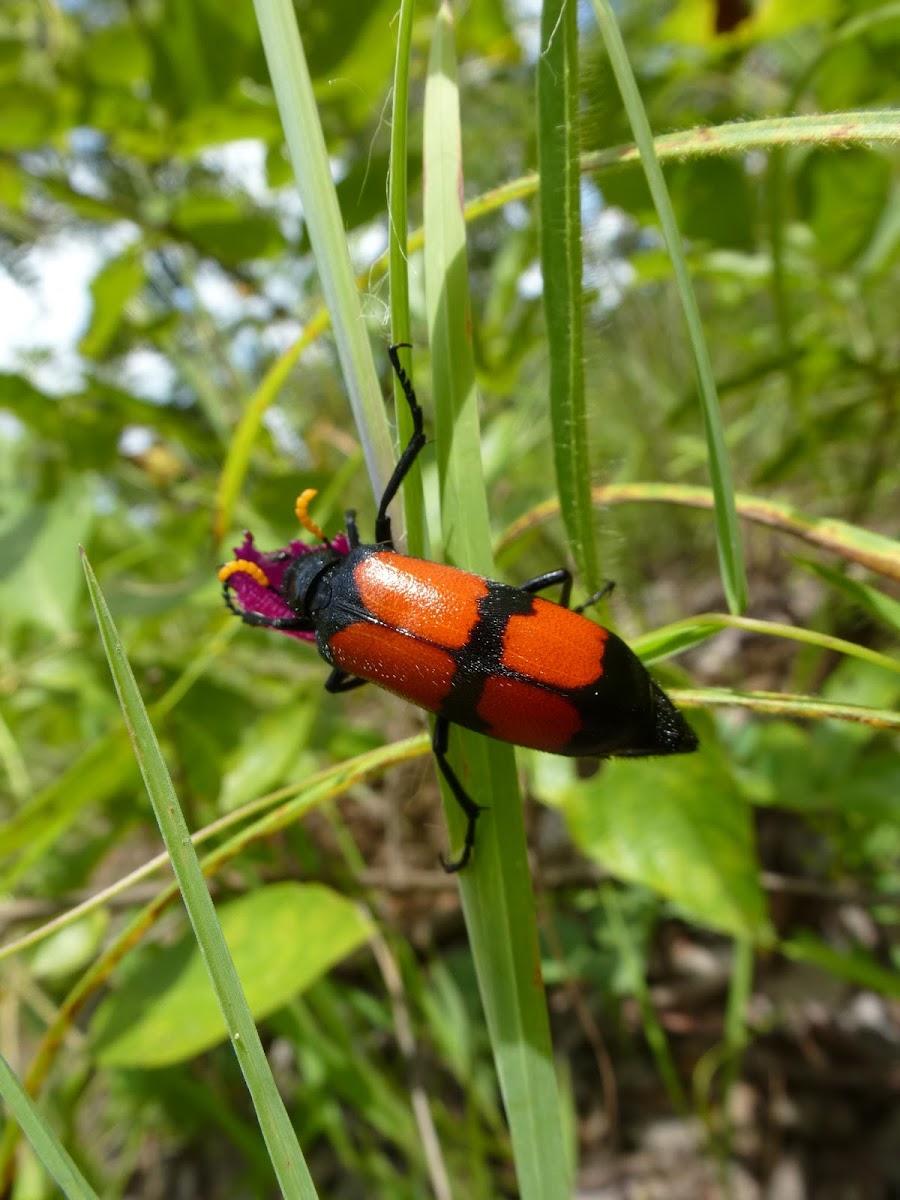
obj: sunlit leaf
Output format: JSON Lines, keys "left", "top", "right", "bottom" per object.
{"left": 91, "top": 883, "right": 371, "bottom": 1067}
{"left": 554, "top": 750, "right": 771, "bottom": 941}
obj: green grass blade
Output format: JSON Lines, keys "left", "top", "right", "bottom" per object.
{"left": 389, "top": 0, "right": 426, "bottom": 559}
{"left": 80, "top": 550, "right": 319, "bottom": 1200}
{"left": 673, "top": 688, "right": 900, "bottom": 731}
{"left": 589, "top": 0, "right": 748, "bottom": 615}
{"left": 537, "top": 0, "right": 597, "bottom": 589}
{"left": 632, "top": 613, "right": 900, "bottom": 678}
{"left": 720, "top": 938, "right": 754, "bottom": 1144}
{"left": 251, "top": 0, "right": 394, "bottom": 511}
{"left": 793, "top": 557, "right": 900, "bottom": 634}
{"left": 424, "top": 8, "right": 570, "bottom": 1198}
{"left": 496, "top": 482, "right": 900, "bottom": 584}
{"left": 604, "top": 890, "right": 687, "bottom": 1114}
{"left": 0, "top": 1052, "right": 98, "bottom": 1200}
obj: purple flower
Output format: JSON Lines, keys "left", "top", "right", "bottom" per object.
{"left": 220, "top": 531, "right": 350, "bottom": 643}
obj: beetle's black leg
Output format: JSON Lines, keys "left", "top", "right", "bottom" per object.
{"left": 345, "top": 510, "right": 361, "bottom": 550}
{"left": 374, "top": 343, "right": 426, "bottom": 548}
{"left": 235, "top": 611, "right": 311, "bottom": 631}
{"left": 520, "top": 569, "right": 573, "bottom": 608}
{"left": 575, "top": 581, "right": 615, "bottom": 614}
{"left": 432, "top": 716, "right": 484, "bottom": 873}
{"left": 325, "top": 668, "right": 368, "bottom": 694}
{"left": 519, "top": 570, "right": 615, "bottom": 614}
{"left": 222, "top": 582, "right": 312, "bottom": 631}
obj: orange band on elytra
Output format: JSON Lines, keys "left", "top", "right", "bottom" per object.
{"left": 295, "top": 488, "right": 328, "bottom": 542}
{"left": 218, "top": 560, "right": 271, "bottom": 587}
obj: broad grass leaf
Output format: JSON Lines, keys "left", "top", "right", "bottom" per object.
{"left": 92, "top": 883, "right": 371, "bottom": 1068}
{"left": 557, "top": 751, "right": 770, "bottom": 941}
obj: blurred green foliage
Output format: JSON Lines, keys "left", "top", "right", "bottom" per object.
{"left": 1, "top": 0, "right": 899, "bottom": 1195}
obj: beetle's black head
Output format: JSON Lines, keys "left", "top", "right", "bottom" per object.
{"left": 218, "top": 531, "right": 350, "bottom": 641}
{"left": 281, "top": 545, "right": 344, "bottom": 620}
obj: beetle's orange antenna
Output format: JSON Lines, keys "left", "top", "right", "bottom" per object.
{"left": 218, "top": 560, "right": 271, "bottom": 587}
{"left": 295, "top": 488, "right": 329, "bottom": 543}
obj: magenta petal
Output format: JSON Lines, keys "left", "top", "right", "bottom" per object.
{"left": 223, "top": 529, "right": 350, "bottom": 643}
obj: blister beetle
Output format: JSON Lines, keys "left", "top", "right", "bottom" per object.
{"left": 219, "top": 346, "right": 698, "bottom": 869}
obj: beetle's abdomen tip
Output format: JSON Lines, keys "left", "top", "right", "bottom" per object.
{"left": 650, "top": 680, "right": 698, "bottom": 754}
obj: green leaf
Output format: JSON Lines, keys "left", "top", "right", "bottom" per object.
{"left": 219, "top": 704, "right": 317, "bottom": 812}
{"left": 669, "top": 158, "right": 756, "bottom": 251}
{"left": 0, "top": 729, "right": 136, "bottom": 885}
{"left": 176, "top": 102, "right": 283, "bottom": 153}
{"left": 91, "top": 883, "right": 371, "bottom": 1067}
{"left": 662, "top": 0, "right": 838, "bottom": 44}
{"left": 733, "top": 721, "right": 822, "bottom": 811}
{"left": 170, "top": 193, "right": 283, "bottom": 263}
{"left": 798, "top": 147, "right": 892, "bottom": 267}
{"left": 555, "top": 751, "right": 771, "bottom": 941}
{"left": 0, "top": 85, "right": 56, "bottom": 150}
{"left": 781, "top": 932, "right": 900, "bottom": 997}
{"left": 307, "top": 0, "right": 409, "bottom": 128}
{"left": 29, "top": 912, "right": 110, "bottom": 985}
{"left": 84, "top": 24, "right": 152, "bottom": 87}
{"left": 794, "top": 556, "right": 900, "bottom": 633}
{"left": 826, "top": 749, "right": 900, "bottom": 826}
{"left": 0, "top": 157, "right": 24, "bottom": 208}
{"left": 79, "top": 246, "right": 146, "bottom": 360}
{"left": 0, "top": 478, "right": 95, "bottom": 635}
{"left": 751, "top": 0, "right": 840, "bottom": 37}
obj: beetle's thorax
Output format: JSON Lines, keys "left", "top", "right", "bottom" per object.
{"left": 280, "top": 547, "right": 343, "bottom": 620}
